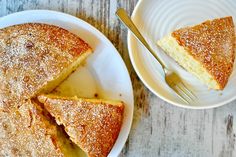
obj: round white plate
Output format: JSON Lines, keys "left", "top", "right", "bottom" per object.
{"left": 0, "top": 10, "right": 133, "bottom": 156}
{"left": 128, "top": 0, "right": 236, "bottom": 109}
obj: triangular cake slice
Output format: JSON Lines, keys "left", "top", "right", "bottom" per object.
{"left": 0, "top": 100, "right": 81, "bottom": 156}
{"left": 38, "top": 94, "right": 124, "bottom": 157}
{"left": 0, "top": 23, "right": 92, "bottom": 110}
{"left": 157, "top": 16, "right": 235, "bottom": 90}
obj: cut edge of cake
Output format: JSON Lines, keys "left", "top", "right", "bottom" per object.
{"left": 157, "top": 34, "right": 220, "bottom": 89}
{"left": 38, "top": 48, "right": 92, "bottom": 95}
{"left": 38, "top": 94, "right": 125, "bottom": 108}
{"left": 31, "top": 100, "right": 82, "bottom": 157}
{"left": 0, "top": 99, "right": 81, "bottom": 156}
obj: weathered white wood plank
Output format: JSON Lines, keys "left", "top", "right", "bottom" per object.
{"left": 0, "top": 1, "right": 236, "bottom": 157}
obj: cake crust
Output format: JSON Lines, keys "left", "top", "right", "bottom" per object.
{"left": 172, "top": 16, "right": 235, "bottom": 89}
{"left": 38, "top": 95, "right": 124, "bottom": 157}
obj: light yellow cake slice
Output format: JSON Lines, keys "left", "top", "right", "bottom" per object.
{"left": 38, "top": 94, "right": 124, "bottom": 157}
{"left": 157, "top": 16, "right": 235, "bottom": 90}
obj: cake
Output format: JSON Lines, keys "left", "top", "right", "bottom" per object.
{"left": 0, "top": 23, "right": 92, "bottom": 110}
{"left": 0, "top": 23, "right": 92, "bottom": 156}
{"left": 157, "top": 16, "right": 235, "bottom": 90}
{"left": 38, "top": 94, "right": 124, "bottom": 157}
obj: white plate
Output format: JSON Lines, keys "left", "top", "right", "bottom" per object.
{"left": 128, "top": 0, "right": 236, "bottom": 109}
{"left": 0, "top": 10, "right": 133, "bottom": 156}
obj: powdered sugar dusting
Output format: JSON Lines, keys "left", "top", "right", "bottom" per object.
{"left": 172, "top": 16, "right": 235, "bottom": 89}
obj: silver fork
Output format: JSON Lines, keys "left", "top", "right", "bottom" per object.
{"left": 116, "top": 8, "right": 196, "bottom": 104}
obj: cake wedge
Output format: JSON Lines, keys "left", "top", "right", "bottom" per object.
{"left": 38, "top": 94, "right": 124, "bottom": 157}
{"left": 157, "top": 16, "right": 235, "bottom": 90}
{"left": 0, "top": 100, "right": 81, "bottom": 156}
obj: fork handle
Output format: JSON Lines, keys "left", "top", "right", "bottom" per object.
{"left": 116, "top": 8, "right": 166, "bottom": 69}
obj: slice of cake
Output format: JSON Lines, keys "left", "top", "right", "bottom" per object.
{"left": 157, "top": 16, "right": 235, "bottom": 90}
{"left": 38, "top": 94, "right": 124, "bottom": 157}
{"left": 0, "top": 100, "right": 81, "bottom": 156}
{"left": 0, "top": 23, "right": 92, "bottom": 110}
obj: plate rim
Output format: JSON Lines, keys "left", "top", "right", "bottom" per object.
{"left": 0, "top": 10, "right": 134, "bottom": 156}
{"left": 127, "top": 0, "right": 236, "bottom": 109}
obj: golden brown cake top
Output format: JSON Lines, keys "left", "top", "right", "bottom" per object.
{"left": 0, "top": 100, "right": 73, "bottom": 156}
{"left": 172, "top": 16, "right": 235, "bottom": 89}
{"left": 0, "top": 23, "right": 92, "bottom": 110}
{"left": 38, "top": 95, "right": 124, "bottom": 157}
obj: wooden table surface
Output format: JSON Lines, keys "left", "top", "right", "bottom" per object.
{"left": 0, "top": 0, "right": 236, "bottom": 157}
